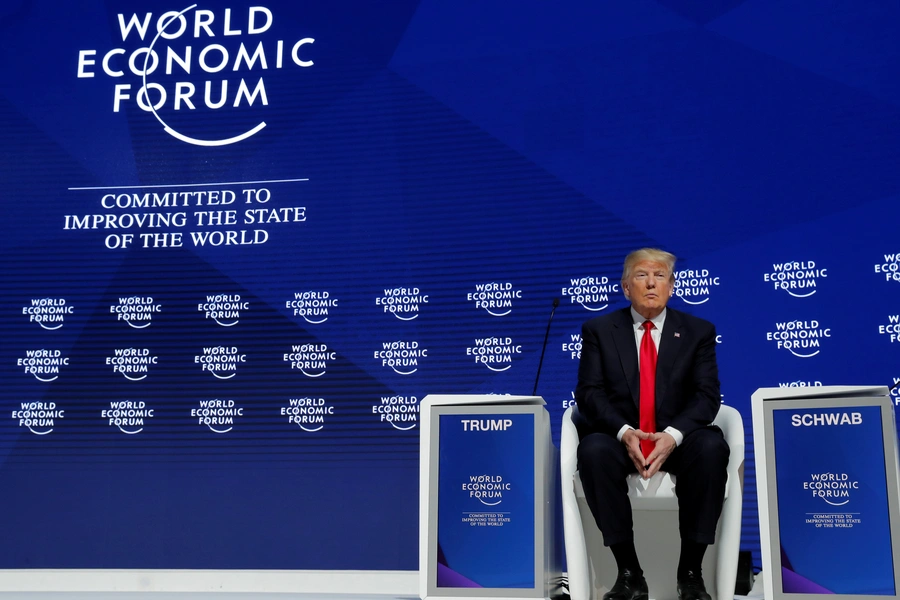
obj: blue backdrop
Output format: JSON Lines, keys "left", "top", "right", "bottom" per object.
{"left": 1, "top": 0, "right": 899, "bottom": 573}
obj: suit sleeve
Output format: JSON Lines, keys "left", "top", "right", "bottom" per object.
{"left": 575, "top": 321, "right": 631, "bottom": 435}
{"left": 667, "top": 322, "right": 721, "bottom": 437}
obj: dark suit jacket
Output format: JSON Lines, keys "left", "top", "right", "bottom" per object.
{"left": 575, "top": 306, "right": 721, "bottom": 438}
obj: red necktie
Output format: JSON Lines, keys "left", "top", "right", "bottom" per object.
{"left": 639, "top": 320, "right": 657, "bottom": 458}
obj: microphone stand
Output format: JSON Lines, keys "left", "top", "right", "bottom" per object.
{"left": 533, "top": 298, "right": 560, "bottom": 396}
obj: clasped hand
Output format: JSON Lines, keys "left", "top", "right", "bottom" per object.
{"left": 622, "top": 428, "right": 676, "bottom": 479}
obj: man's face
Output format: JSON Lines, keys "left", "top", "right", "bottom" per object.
{"left": 623, "top": 259, "right": 673, "bottom": 319}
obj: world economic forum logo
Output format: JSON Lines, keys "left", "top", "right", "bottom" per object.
{"left": 466, "top": 337, "right": 522, "bottom": 372}
{"left": 110, "top": 296, "right": 161, "bottom": 328}
{"left": 462, "top": 475, "right": 511, "bottom": 507}
{"left": 281, "top": 397, "right": 333, "bottom": 432}
{"left": 874, "top": 252, "right": 900, "bottom": 283}
{"left": 468, "top": 283, "right": 522, "bottom": 316}
{"left": 18, "top": 350, "right": 68, "bottom": 382}
{"left": 284, "top": 344, "right": 336, "bottom": 377}
{"left": 803, "top": 472, "right": 859, "bottom": 506}
{"left": 766, "top": 320, "right": 831, "bottom": 357}
{"left": 107, "top": 348, "right": 158, "bottom": 381}
{"left": 287, "top": 291, "right": 337, "bottom": 324}
{"left": 192, "top": 399, "right": 243, "bottom": 433}
{"left": 376, "top": 287, "right": 428, "bottom": 321}
{"left": 879, "top": 315, "right": 900, "bottom": 343}
{"left": 561, "top": 276, "right": 618, "bottom": 311}
{"left": 674, "top": 269, "right": 720, "bottom": 305}
{"left": 195, "top": 346, "right": 245, "bottom": 379}
{"left": 12, "top": 402, "right": 64, "bottom": 435}
{"left": 102, "top": 401, "right": 154, "bottom": 434}
{"left": 199, "top": 294, "right": 248, "bottom": 327}
{"left": 763, "top": 260, "right": 827, "bottom": 298}
{"left": 372, "top": 396, "right": 419, "bottom": 431}
{"left": 375, "top": 341, "right": 426, "bottom": 375}
{"left": 76, "top": 5, "right": 315, "bottom": 146}
{"left": 22, "top": 298, "right": 72, "bottom": 330}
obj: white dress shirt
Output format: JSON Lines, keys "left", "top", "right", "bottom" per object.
{"left": 616, "top": 307, "right": 684, "bottom": 446}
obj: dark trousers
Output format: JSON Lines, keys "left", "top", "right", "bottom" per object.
{"left": 577, "top": 427, "right": 729, "bottom": 547}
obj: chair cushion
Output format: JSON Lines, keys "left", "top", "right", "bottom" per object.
{"left": 627, "top": 472, "right": 676, "bottom": 498}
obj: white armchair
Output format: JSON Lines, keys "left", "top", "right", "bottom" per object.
{"left": 561, "top": 404, "right": 744, "bottom": 600}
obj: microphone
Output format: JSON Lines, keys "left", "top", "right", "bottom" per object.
{"left": 532, "top": 298, "right": 560, "bottom": 397}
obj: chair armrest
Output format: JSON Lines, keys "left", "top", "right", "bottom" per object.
{"left": 561, "top": 405, "right": 580, "bottom": 480}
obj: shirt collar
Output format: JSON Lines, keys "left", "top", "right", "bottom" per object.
{"left": 630, "top": 306, "right": 666, "bottom": 332}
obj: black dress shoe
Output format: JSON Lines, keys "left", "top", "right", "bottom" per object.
{"left": 677, "top": 570, "right": 711, "bottom": 600}
{"left": 603, "top": 568, "right": 649, "bottom": 600}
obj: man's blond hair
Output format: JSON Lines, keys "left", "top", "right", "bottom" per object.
{"left": 621, "top": 248, "right": 676, "bottom": 284}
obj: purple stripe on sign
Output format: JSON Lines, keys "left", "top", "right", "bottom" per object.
{"left": 783, "top": 567, "right": 835, "bottom": 594}
{"left": 437, "top": 563, "right": 483, "bottom": 588}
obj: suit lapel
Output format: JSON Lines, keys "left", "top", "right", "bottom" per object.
{"left": 611, "top": 308, "right": 640, "bottom": 406}
{"left": 656, "top": 308, "right": 682, "bottom": 406}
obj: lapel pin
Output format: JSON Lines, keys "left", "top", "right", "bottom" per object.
{"left": 674, "top": 332, "right": 680, "bottom": 338}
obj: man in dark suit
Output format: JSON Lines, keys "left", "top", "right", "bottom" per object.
{"left": 575, "top": 248, "right": 729, "bottom": 600}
